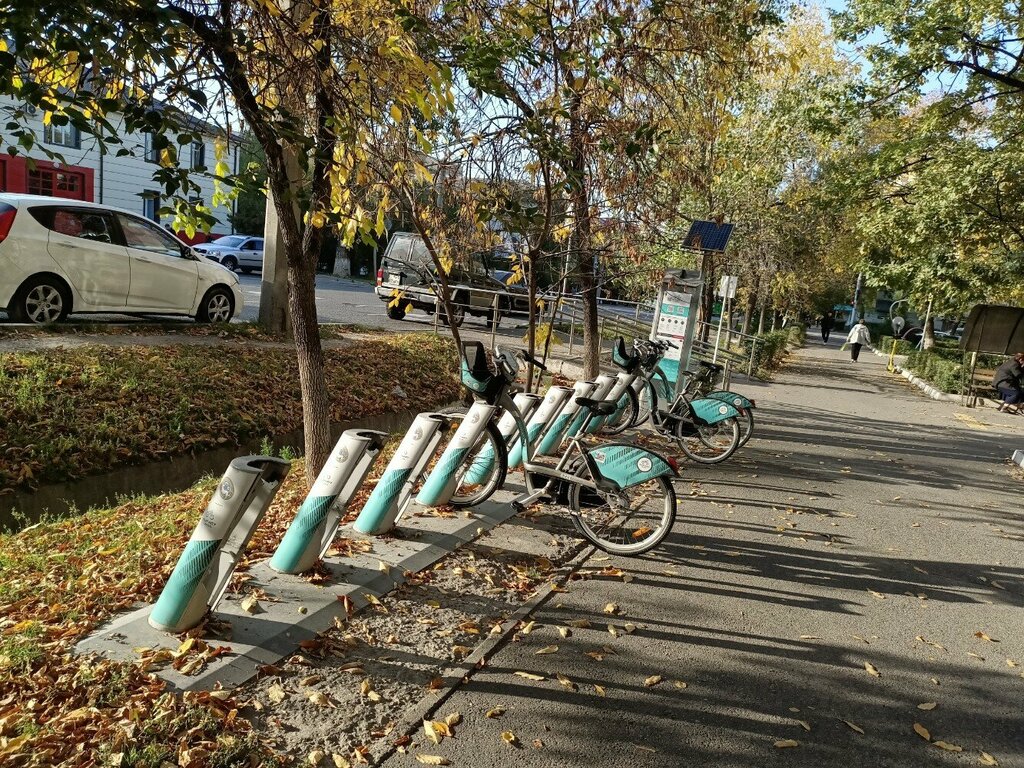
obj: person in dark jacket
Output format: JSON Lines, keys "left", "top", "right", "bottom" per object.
{"left": 992, "top": 352, "right": 1024, "bottom": 413}
{"left": 820, "top": 311, "right": 834, "bottom": 344}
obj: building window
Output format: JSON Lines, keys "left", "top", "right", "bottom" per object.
{"left": 27, "top": 167, "right": 87, "bottom": 200}
{"left": 144, "top": 133, "right": 160, "bottom": 164}
{"left": 43, "top": 123, "right": 81, "bottom": 149}
{"left": 142, "top": 192, "right": 160, "bottom": 223}
{"left": 191, "top": 141, "right": 206, "bottom": 170}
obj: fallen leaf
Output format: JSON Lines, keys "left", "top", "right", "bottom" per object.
{"left": 774, "top": 739, "right": 799, "bottom": 748}
{"left": 240, "top": 594, "right": 261, "bottom": 614}
{"left": 974, "top": 631, "right": 998, "bottom": 643}
{"left": 624, "top": 623, "right": 637, "bottom": 634}
{"left": 309, "top": 750, "right": 326, "bottom": 766}
{"left": 979, "top": 751, "right": 999, "bottom": 765}
{"left": 673, "top": 681, "right": 688, "bottom": 690}
{"left": 795, "top": 720, "right": 811, "bottom": 732}
{"left": 603, "top": 603, "right": 620, "bottom": 615}
{"left": 934, "top": 741, "right": 963, "bottom": 752}
{"left": 917, "top": 702, "right": 937, "bottom": 711}
{"left": 1007, "top": 659, "right": 1018, "bottom": 668}
{"left": 868, "top": 590, "right": 886, "bottom": 600}
{"left": 643, "top": 675, "right": 663, "bottom": 687}
{"left": 567, "top": 619, "right": 592, "bottom": 629}
{"left": 799, "top": 635, "right": 821, "bottom": 640}
{"left": 535, "top": 645, "right": 559, "bottom": 655}
{"left": 432, "top": 721, "right": 452, "bottom": 738}
{"left": 521, "top": 621, "right": 536, "bottom": 634}
{"left": 332, "top": 754, "right": 351, "bottom": 768}
{"left": 556, "top": 672, "right": 577, "bottom": 691}
{"left": 485, "top": 706, "right": 505, "bottom": 718}
{"left": 514, "top": 671, "right": 545, "bottom": 681}
{"left": 423, "top": 720, "right": 440, "bottom": 745}
{"left": 299, "top": 675, "right": 320, "bottom": 687}
{"left": 913, "top": 723, "right": 931, "bottom": 741}
{"left": 608, "top": 625, "right": 621, "bottom": 638}
{"left": 307, "top": 691, "right": 336, "bottom": 708}
{"left": 414, "top": 757, "right": 449, "bottom": 766}
{"left": 558, "top": 627, "right": 571, "bottom": 638}
{"left": 594, "top": 684, "right": 606, "bottom": 697}
{"left": 501, "top": 731, "right": 519, "bottom": 746}
{"left": 967, "top": 652, "right": 985, "bottom": 661}
{"left": 268, "top": 684, "right": 287, "bottom": 704}
{"left": 532, "top": 739, "right": 545, "bottom": 748}
{"left": 843, "top": 720, "right": 865, "bottom": 735}
{"left": 864, "top": 662, "right": 880, "bottom": 677}
{"left": 444, "top": 712, "right": 462, "bottom": 727}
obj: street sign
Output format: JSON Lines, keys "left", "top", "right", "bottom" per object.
{"left": 717, "top": 274, "right": 738, "bottom": 299}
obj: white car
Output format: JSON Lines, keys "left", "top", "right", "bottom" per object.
{"left": 193, "top": 234, "right": 264, "bottom": 273}
{"left": 0, "top": 194, "right": 243, "bottom": 324}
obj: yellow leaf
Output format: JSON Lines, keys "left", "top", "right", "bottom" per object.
{"left": 444, "top": 712, "right": 462, "bottom": 727}
{"left": 843, "top": 720, "right": 865, "bottom": 734}
{"left": 864, "top": 662, "right": 880, "bottom": 677}
{"left": 240, "top": 594, "right": 260, "bottom": 613}
{"left": 934, "top": 741, "right": 963, "bottom": 752}
{"left": 556, "top": 673, "right": 576, "bottom": 691}
{"left": 868, "top": 590, "right": 886, "bottom": 600}
{"left": 643, "top": 675, "right": 663, "bottom": 687}
{"left": 673, "top": 681, "right": 688, "bottom": 690}
{"left": 913, "top": 722, "right": 931, "bottom": 741}
{"left": 309, "top": 750, "right": 326, "bottom": 766}
{"left": 332, "top": 755, "right": 351, "bottom": 768}
{"left": 268, "top": 684, "right": 286, "bottom": 704}
{"left": 917, "top": 702, "right": 937, "bottom": 711}
{"left": 485, "top": 706, "right": 505, "bottom": 718}
{"left": 501, "top": 731, "right": 518, "bottom": 746}
{"left": 624, "top": 623, "right": 637, "bottom": 634}
{"left": 423, "top": 720, "right": 440, "bottom": 745}
{"left": 594, "top": 684, "right": 606, "bottom": 697}
{"left": 979, "top": 751, "right": 999, "bottom": 766}
{"left": 390, "top": 104, "right": 403, "bottom": 123}
{"left": 774, "top": 739, "right": 799, "bottom": 748}
{"left": 521, "top": 621, "right": 536, "bottom": 634}
{"left": 307, "top": 691, "right": 335, "bottom": 708}
{"left": 974, "top": 631, "right": 997, "bottom": 642}
{"left": 432, "top": 721, "right": 452, "bottom": 738}
{"left": 603, "top": 603, "right": 619, "bottom": 615}
{"left": 608, "top": 625, "right": 621, "bottom": 638}
{"left": 795, "top": 720, "right": 811, "bottom": 732}
{"left": 415, "top": 757, "right": 449, "bottom": 766}
{"left": 514, "top": 671, "right": 545, "bottom": 681}
{"left": 558, "top": 627, "right": 571, "bottom": 639}
{"left": 535, "top": 645, "right": 559, "bottom": 655}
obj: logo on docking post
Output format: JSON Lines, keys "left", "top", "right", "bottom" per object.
{"left": 218, "top": 478, "right": 235, "bottom": 500}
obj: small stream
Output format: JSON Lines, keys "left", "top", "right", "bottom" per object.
{"left": 1, "top": 409, "right": 425, "bottom": 532}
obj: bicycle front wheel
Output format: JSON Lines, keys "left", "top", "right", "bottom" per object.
{"left": 676, "top": 416, "right": 740, "bottom": 464}
{"left": 567, "top": 465, "right": 676, "bottom": 555}
{"left": 737, "top": 408, "right": 755, "bottom": 447}
{"left": 432, "top": 415, "right": 508, "bottom": 507}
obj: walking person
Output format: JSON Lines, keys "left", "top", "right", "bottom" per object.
{"left": 820, "top": 311, "right": 834, "bottom": 344}
{"left": 992, "top": 352, "right": 1024, "bottom": 414}
{"left": 846, "top": 317, "right": 871, "bottom": 362}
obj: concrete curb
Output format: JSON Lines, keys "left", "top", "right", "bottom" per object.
{"left": 897, "top": 368, "right": 961, "bottom": 402}
{"left": 1013, "top": 450, "right": 1024, "bottom": 468}
{"left": 75, "top": 483, "right": 530, "bottom": 693}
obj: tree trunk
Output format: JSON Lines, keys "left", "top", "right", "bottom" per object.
{"left": 923, "top": 314, "right": 936, "bottom": 350}
{"left": 741, "top": 289, "right": 755, "bottom": 336}
{"left": 568, "top": 95, "right": 599, "bottom": 379}
{"left": 757, "top": 303, "right": 767, "bottom": 334}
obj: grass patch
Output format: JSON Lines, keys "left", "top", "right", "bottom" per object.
{"left": 0, "top": 334, "right": 459, "bottom": 491}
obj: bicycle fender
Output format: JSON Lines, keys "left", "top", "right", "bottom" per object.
{"left": 706, "top": 390, "right": 754, "bottom": 411}
{"left": 690, "top": 397, "right": 740, "bottom": 424}
{"left": 585, "top": 443, "right": 676, "bottom": 490}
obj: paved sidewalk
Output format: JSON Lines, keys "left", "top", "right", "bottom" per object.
{"left": 380, "top": 339, "right": 1023, "bottom": 768}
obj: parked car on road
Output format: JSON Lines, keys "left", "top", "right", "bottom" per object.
{"left": 0, "top": 194, "right": 243, "bottom": 324}
{"left": 374, "top": 233, "right": 529, "bottom": 326}
{"left": 192, "top": 234, "right": 264, "bottom": 273}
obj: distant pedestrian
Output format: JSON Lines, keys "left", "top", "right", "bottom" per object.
{"left": 992, "top": 352, "right": 1024, "bottom": 414}
{"left": 846, "top": 318, "right": 871, "bottom": 362}
{"left": 820, "top": 311, "right": 834, "bottom": 344}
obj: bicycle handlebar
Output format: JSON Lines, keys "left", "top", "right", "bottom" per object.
{"left": 521, "top": 349, "right": 548, "bottom": 371}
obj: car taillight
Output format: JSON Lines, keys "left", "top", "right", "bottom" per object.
{"left": 0, "top": 204, "right": 16, "bottom": 244}
{"left": 376, "top": 268, "right": 383, "bottom": 286}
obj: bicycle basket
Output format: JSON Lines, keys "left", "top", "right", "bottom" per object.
{"left": 461, "top": 341, "right": 494, "bottom": 394}
{"left": 612, "top": 337, "right": 639, "bottom": 373}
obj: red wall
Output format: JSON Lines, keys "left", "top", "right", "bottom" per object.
{"left": 0, "top": 155, "right": 95, "bottom": 202}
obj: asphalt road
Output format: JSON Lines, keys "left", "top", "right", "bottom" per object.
{"left": 380, "top": 339, "right": 1024, "bottom": 768}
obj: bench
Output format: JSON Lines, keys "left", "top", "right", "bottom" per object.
{"left": 967, "top": 368, "right": 998, "bottom": 406}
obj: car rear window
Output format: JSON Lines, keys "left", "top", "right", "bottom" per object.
{"left": 33, "top": 208, "right": 117, "bottom": 244}
{"left": 384, "top": 234, "right": 432, "bottom": 268}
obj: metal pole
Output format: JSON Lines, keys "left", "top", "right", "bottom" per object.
{"left": 433, "top": 292, "right": 439, "bottom": 335}
{"left": 568, "top": 306, "right": 576, "bottom": 354}
{"left": 747, "top": 337, "right": 755, "bottom": 377}
{"left": 490, "top": 293, "right": 499, "bottom": 351}
{"left": 712, "top": 296, "right": 727, "bottom": 364}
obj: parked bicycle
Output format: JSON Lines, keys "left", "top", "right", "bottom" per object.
{"left": 416, "top": 342, "right": 680, "bottom": 555}
{"left": 598, "top": 338, "right": 745, "bottom": 464}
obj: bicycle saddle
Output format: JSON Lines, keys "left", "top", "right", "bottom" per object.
{"left": 698, "top": 360, "right": 723, "bottom": 373}
{"left": 576, "top": 397, "right": 618, "bottom": 416}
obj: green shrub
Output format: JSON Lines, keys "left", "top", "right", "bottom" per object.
{"left": 905, "top": 349, "right": 964, "bottom": 394}
{"left": 878, "top": 336, "right": 915, "bottom": 356}
{"left": 743, "top": 325, "right": 803, "bottom": 376}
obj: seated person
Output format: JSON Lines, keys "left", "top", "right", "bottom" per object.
{"left": 992, "top": 352, "right": 1024, "bottom": 413}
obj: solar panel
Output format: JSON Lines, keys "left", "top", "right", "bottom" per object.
{"left": 683, "top": 220, "right": 734, "bottom": 253}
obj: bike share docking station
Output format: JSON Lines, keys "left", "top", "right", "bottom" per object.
{"left": 270, "top": 429, "right": 389, "bottom": 574}
{"left": 149, "top": 456, "right": 291, "bottom": 633}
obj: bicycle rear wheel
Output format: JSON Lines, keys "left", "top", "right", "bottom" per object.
{"left": 567, "top": 465, "right": 676, "bottom": 555}
{"left": 737, "top": 408, "right": 755, "bottom": 447}
{"left": 675, "top": 416, "right": 740, "bottom": 464}
{"left": 600, "top": 387, "right": 639, "bottom": 435}
{"left": 429, "top": 414, "right": 508, "bottom": 507}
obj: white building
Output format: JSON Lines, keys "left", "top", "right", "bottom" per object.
{"left": 0, "top": 96, "right": 238, "bottom": 242}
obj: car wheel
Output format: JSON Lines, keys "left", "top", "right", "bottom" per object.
{"left": 440, "top": 298, "right": 466, "bottom": 327}
{"left": 11, "top": 275, "right": 71, "bottom": 324}
{"left": 221, "top": 255, "right": 238, "bottom": 272}
{"left": 485, "top": 304, "right": 502, "bottom": 328}
{"left": 196, "top": 286, "right": 235, "bottom": 323}
{"left": 386, "top": 304, "right": 407, "bottom": 321}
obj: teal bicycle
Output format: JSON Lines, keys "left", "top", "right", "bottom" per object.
{"left": 416, "top": 342, "right": 680, "bottom": 555}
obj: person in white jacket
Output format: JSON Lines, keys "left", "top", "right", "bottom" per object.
{"left": 846, "top": 318, "right": 872, "bottom": 362}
